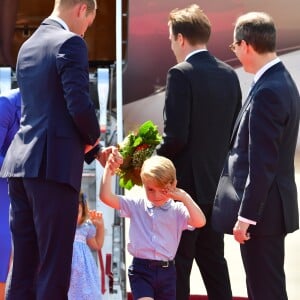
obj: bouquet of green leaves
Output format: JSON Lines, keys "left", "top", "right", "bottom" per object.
{"left": 117, "top": 120, "right": 162, "bottom": 190}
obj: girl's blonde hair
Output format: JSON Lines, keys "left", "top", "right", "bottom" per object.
{"left": 141, "top": 155, "right": 176, "bottom": 188}
{"left": 78, "top": 191, "right": 89, "bottom": 224}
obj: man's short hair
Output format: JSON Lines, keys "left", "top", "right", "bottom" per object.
{"left": 234, "top": 12, "right": 276, "bottom": 54}
{"left": 169, "top": 4, "right": 211, "bottom": 45}
{"left": 56, "top": 0, "right": 97, "bottom": 14}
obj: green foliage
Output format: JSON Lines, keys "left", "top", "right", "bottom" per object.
{"left": 117, "top": 120, "right": 162, "bottom": 190}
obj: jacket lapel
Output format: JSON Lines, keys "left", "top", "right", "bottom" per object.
{"left": 229, "top": 62, "right": 284, "bottom": 147}
{"left": 229, "top": 86, "right": 255, "bottom": 147}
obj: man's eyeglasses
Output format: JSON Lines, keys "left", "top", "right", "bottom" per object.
{"left": 229, "top": 41, "right": 241, "bottom": 52}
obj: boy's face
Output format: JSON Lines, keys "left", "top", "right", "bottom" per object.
{"left": 143, "top": 180, "right": 171, "bottom": 207}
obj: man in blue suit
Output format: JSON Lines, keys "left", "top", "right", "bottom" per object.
{"left": 216, "top": 12, "right": 300, "bottom": 299}
{"left": 0, "top": 1, "right": 122, "bottom": 299}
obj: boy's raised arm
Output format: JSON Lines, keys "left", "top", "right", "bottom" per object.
{"left": 180, "top": 192, "right": 206, "bottom": 228}
{"left": 168, "top": 188, "right": 206, "bottom": 228}
{"left": 99, "top": 152, "right": 122, "bottom": 210}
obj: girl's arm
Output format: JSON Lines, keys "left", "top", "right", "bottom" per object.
{"left": 99, "top": 153, "right": 121, "bottom": 209}
{"left": 87, "top": 210, "right": 105, "bottom": 251}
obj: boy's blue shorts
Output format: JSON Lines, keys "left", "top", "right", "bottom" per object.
{"left": 128, "top": 257, "right": 176, "bottom": 300}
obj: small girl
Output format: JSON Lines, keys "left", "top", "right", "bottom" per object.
{"left": 68, "top": 192, "right": 104, "bottom": 300}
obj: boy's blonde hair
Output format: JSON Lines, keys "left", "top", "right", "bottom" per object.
{"left": 141, "top": 155, "right": 176, "bottom": 188}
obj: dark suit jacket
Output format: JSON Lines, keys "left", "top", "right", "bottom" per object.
{"left": 0, "top": 19, "right": 100, "bottom": 192}
{"left": 228, "top": 62, "right": 300, "bottom": 235}
{"left": 157, "top": 51, "right": 242, "bottom": 206}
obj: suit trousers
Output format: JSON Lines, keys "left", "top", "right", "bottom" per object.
{"left": 240, "top": 234, "right": 287, "bottom": 300}
{"left": 6, "top": 178, "right": 78, "bottom": 300}
{"left": 175, "top": 205, "right": 232, "bottom": 300}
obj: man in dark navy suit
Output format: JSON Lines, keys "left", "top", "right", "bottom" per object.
{"left": 0, "top": 1, "right": 122, "bottom": 299}
{"left": 216, "top": 12, "right": 300, "bottom": 299}
{"left": 157, "top": 4, "right": 242, "bottom": 300}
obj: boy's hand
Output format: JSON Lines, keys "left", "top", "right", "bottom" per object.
{"left": 106, "top": 149, "right": 123, "bottom": 174}
{"left": 162, "top": 187, "right": 186, "bottom": 201}
{"left": 96, "top": 146, "right": 123, "bottom": 169}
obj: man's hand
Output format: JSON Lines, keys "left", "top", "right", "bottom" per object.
{"left": 96, "top": 146, "right": 123, "bottom": 171}
{"left": 233, "top": 220, "right": 250, "bottom": 244}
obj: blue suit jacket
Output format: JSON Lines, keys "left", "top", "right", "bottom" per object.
{"left": 0, "top": 19, "right": 100, "bottom": 192}
{"left": 228, "top": 62, "right": 300, "bottom": 235}
{"left": 0, "top": 88, "right": 21, "bottom": 169}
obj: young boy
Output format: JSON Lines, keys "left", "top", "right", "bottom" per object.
{"left": 100, "top": 155, "right": 206, "bottom": 300}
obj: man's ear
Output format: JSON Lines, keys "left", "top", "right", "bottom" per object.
{"left": 240, "top": 39, "right": 252, "bottom": 54}
{"left": 77, "top": 3, "right": 87, "bottom": 17}
{"left": 177, "top": 33, "right": 184, "bottom": 46}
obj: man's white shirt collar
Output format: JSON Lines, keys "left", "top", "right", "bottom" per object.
{"left": 48, "top": 16, "right": 69, "bottom": 31}
{"left": 254, "top": 57, "right": 281, "bottom": 83}
{"left": 185, "top": 49, "right": 207, "bottom": 61}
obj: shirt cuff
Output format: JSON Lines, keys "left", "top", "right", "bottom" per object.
{"left": 84, "top": 143, "right": 102, "bottom": 164}
{"left": 238, "top": 216, "right": 257, "bottom": 225}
